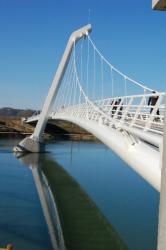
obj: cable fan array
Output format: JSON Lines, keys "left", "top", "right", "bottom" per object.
{"left": 45, "top": 35, "right": 164, "bottom": 136}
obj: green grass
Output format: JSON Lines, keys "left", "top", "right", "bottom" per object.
{"left": 41, "top": 155, "right": 128, "bottom": 250}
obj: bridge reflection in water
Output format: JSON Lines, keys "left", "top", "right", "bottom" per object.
{"left": 15, "top": 152, "right": 128, "bottom": 250}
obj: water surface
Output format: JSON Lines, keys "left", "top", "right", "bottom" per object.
{"left": 0, "top": 139, "right": 159, "bottom": 250}
{"left": 0, "top": 139, "right": 53, "bottom": 250}
{"left": 46, "top": 140, "right": 159, "bottom": 250}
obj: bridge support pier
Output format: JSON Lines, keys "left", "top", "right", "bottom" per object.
{"left": 13, "top": 136, "right": 45, "bottom": 153}
{"left": 13, "top": 24, "right": 92, "bottom": 153}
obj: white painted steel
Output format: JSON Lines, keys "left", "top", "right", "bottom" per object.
{"left": 21, "top": 23, "right": 165, "bottom": 192}
{"left": 13, "top": 24, "right": 92, "bottom": 153}
{"left": 26, "top": 91, "right": 166, "bottom": 191}
{"left": 31, "top": 24, "right": 92, "bottom": 142}
{"left": 151, "top": 2, "right": 166, "bottom": 249}
{"left": 157, "top": 106, "right": 166, "bottom": 250}
{"left": 14, "top": 14, "right": 166, "bottom": 250}
{"left": 51, "top": 114, "right": 161, "bottom": 191}
{"left": 49, "top": 92, "right": 165, "bottom": 138}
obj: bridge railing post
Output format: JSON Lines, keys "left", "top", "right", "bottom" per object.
{"left": 129, "top": 95, "right": 146, "bottom": 127}
{"left": 120, "top": 96, "right": 134, "bottom": 124}
{"left": 108, "top": 99, "right": 116, "bottom": 117}
{"left": 112, "top": 98, "right": 124, "bottom": 121}
{"left": 144, "top": 95, "right": 163, "bottom": 131}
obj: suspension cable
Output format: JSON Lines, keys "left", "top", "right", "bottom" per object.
{"left": 61, "top": 52, "right": 75, "bottom": 106}
{"left": 111, "top": 66, "right": 114, "bottom": 97}
{"left": 86, "top": 37, "right": 90, "bottom": 96}
{"left": 64, "top": 59, "right": 75, "bottom": 107}
{"left": 101, "top": 56, "right": 104, "bottom": 99}
{"left": 93, "top": 48, "right": 96, "bottom": 100}
{"left": 73, "top": 47, "right": 117, "bottom": 123}
{"left": 88, "top": 35, "right": 155, "bottom": 92}
{"left": 124, "top": 76, "right": 127, "bottom": 104}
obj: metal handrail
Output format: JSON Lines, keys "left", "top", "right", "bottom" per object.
{"left": 27, "top": 92, "right": 165, "bottom": 137}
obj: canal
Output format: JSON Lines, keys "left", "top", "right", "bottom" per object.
{"left": 0, "top": 138, "right": 159, "bottom": 250}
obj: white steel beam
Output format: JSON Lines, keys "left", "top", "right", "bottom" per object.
{"left": 32, "top": 24, "right": 92, "bottom": 142}
{"left": 13, "top": 24, "right": 92, "bottom": 152}
{"left": 52, "top": 114, "right": 161, "bottom": 192}
{"left": 157, "top": 108, "right": 166, "bottom": 249}
{"left": 152, "top": 1, "right": 166, "bottom": 249}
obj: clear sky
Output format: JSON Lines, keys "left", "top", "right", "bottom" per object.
{"left": 0, "top": 0, "right": 165, "bottom": 109}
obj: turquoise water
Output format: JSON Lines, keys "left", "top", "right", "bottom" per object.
{"left": 0, "top": 139, "right": 159, "bottom": 250}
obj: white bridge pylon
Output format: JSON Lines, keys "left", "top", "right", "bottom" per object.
{"left": 14, "top": 24, "right": 165, "bottom": 192}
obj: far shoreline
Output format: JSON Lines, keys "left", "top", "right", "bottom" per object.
{"left": 0, "top": 115, "right": 97, "bottom": 142}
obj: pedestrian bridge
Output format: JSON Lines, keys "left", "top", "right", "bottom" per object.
{"left": 14, "top": 24, "right": 166, "bottom": 192}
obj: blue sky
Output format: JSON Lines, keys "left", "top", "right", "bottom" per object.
{"left": 0, "top": 0, "right": 165, "bottom": 109}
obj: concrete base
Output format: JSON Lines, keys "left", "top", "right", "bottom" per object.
{"left": 152, "top": 0, "right": 166, "bottom": 10}
{"left": 13, "top": 137, "right": 45, "bottom": 153}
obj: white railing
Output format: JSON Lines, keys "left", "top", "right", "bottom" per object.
{"left": 26, "top": 92, "right": 165, "bottom": 137}
{"left": 51, "top": 92, "right": 165, "bottom": 136}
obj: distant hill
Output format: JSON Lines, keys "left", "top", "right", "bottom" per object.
{"left": 0, "top": 107, "right": 35, "bottom": 118}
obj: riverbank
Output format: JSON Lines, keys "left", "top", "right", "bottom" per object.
{"left": 0, "top": 117, "right": 97, "bottom": 141}
{"left": 0, "top": 117, "right": 33, "bottom": 135}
